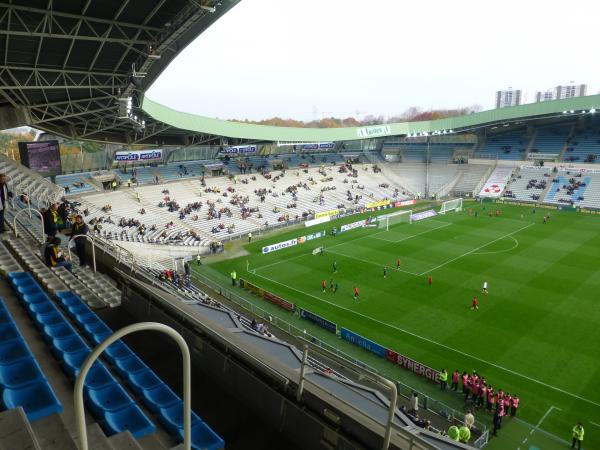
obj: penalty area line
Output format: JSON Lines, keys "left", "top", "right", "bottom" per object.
{"left": 249, "top": 269, "right": 600, "bottom": 410}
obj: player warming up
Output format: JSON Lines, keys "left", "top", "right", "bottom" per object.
{"left": 321, "top": 279, "right": 327, "bottom": 293}
{"left": 482, "top": 281, "right": 488, "bottom": 295}
{"left": 471, "top": 295, "right": 479, "bottom": 310}
{"left": 353, "top": 286, "right": 360, "bottom": 300}
{"left": 383, "top": 265, "right": 388, "bottom": 279}
{"left": 333, "top": 260, "right": 337, "bottom": 273}
{"left": 396, "top": 258, "right": 401, "bottom": 270}
{"left": 428, "top": 275, "right": 433, "bottom": 286}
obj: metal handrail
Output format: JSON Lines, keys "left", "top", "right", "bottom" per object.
{"left": 67, "top": 234, "right": 97, "bottom": 272}
{"left": 13, "top": 208, "right": 45, "bottom": 243}
{"left": 74, "top": 322, "right": 192, "bottom": 450}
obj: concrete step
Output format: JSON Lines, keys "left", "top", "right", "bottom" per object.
{"left": 29, "top": 413, "right": 78, "bottom": 450}
{"left": 107, "top": 431, "right": 143, "bottom": 450}
{"left": 138, "top": 432, "right": 173, "bottom": 450}
{"left": 0, "top": 407, "right": 41, "bottom": 450}
{"left": 85, "top": 422, "right": 114, "bottom": 450}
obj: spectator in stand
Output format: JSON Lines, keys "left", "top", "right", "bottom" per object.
{"left": 0, "top": 174, "right": 13, "bottom": 233}
{"left": 69, "top": 215, "right": 89, "bottom": 267}
{"left": 44, "top": 203, "right": 60, "bottom": 238}
{"left": 44, "top": 237, "right": 72, "bottom": 272}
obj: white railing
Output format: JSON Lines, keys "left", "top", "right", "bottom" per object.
{"left": 74, "top": 322, "right": 192, "bottom": 450}
{"left": 13, "top": 208, "right": 45, "bottom": 243}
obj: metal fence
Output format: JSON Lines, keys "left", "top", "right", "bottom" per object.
{"left": 193, "top": 270, "right": 490, "bottom": 446}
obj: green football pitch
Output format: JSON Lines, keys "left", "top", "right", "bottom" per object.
{"left": 208, "top": 202, "right": 600, "bottom": 449}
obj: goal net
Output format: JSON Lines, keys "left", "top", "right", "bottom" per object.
{"left": 439, "top": 198, "right": 463, "bottom": 215}
{"left": 378, "top": 210, "right": 412, "bottom": 231}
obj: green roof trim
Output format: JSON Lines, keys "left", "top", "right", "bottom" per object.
{"left": 142, "top": 94, "right": 600, "bottom": 142}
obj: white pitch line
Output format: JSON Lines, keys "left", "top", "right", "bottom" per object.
{"left": 253, "top": 251, "right": 311, "bottom": 273}
{"left": 529, "top": 406, "right": 562, "bottom": 438}
{"left": 324, "top": 248, "right": 421, "bottom": 276}
{"left": 417, "top": 222, "right": 535, "bottom": 276}
{"left": 370, "top": 221, "right": 453, "bottom": 243}
{"left": 471, "top": 236, "right": 519, "bottom": 256}
{"left": 249, "top": 270, "right": 600, "bottom": 409}
{"left": 590, "top": 421, "right": 600, "bottom": 428}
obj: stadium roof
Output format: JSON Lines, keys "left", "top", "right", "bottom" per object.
{"left": 141, "top": 94, "right": 600, "bottom": 143}
{"left": 0, "top": 0, "right": 241, "bottom": 144}
{"left": 1, "top": 1, "right": 599, "bottom": 146}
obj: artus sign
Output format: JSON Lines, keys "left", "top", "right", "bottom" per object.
{"left": 114, "top": 149, "right": 163, "bottom": 162}
{"left": 357, "top": 125, "right": 392, "bottom": 138}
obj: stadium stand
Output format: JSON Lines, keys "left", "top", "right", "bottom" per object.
{"left": 54, "top": 174, "right": 96, "bottom": 195}
{"left": 528, "top": 125, "right": 570, "bottom": 156}
{"left": 564, "top": 121, "right": 600, "bottom": 163}
{"left": 503, "top": 167, "right": 552, "bottom": 202}
{"left": 478, "top": 131, "right": 530, "bottom": 160}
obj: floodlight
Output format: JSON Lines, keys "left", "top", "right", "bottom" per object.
{"left": 591, "top": 108, "right": 596, "bottom": 114}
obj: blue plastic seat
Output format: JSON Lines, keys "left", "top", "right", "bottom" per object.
{"left": 0, "top": 323, "right": 21, "bottom": 343}
{"left": 180, "top": 422, "right": 225, "bottom": 450}
{"left": 34, "top": 311, "right": 65, "bottom": 330}
{"left": 42, "top": 322, "right": 76, "bottom": 343}
{"left": 102, "top": 404, "right": 155, "bottom": 439}
{"left": 27, "top": 301, "right": 56, "bottom": 318}
{"left": 127, "top": 369, "right": 163, "bottom": 394}
{"left": 51, "top": 335, "right": 89, "bottom": 359}
{"left": 2, "top": 381, "right": 63, "bottom": 422}
{"left": 114, "top": 355, "right": 148, "bottom": 378}
{"left": 7, "top": 272, "right": 35, "bottom": 283}
{"left": 22, "top": 292, "right": 52, "bottom": 306}
{"left": 87, "top": 383, "right": 134, "bottom": 416}
{"left": 80, "top": 363, "right": 114, "bottom": 391}
{"left": 141, "top": 383, "right": 180, "bottom": 413}
{"left": 16, "top": 285, "right": 43, "bottom": 300}
{"left": 62, "top": 349, "right": 92, "bottom": 378}
{"left": 74, "top": 311, "right": 97, "bottom": 326}
{"left": 83, "top": 321, "right": 112, "bottom": 340}
{"left": 55, "top": 292, "right": 83, "bottom": 308}
{"left": 104, "top": 341, "right": 134, "bottom": 364}
{"left": 66, "top": 303, "right": 91, "bottom": 319}
{"left": 158, "top": 401, "right": 203, "bottom": 435}
{"left": 0, "top": 340, "right": 31, "bottom": 365}
{"left": 0, "top": 358, "right": 45, "bottom": 389}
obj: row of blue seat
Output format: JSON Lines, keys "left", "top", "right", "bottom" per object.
{"left": 0, "top": 296, "right": 63, "bottom": 422}
{"left": 53, "top": 290, "right": 224, "bottom": 450}
{"left": 8, "top": 272, "right": 156, "bottom": 439}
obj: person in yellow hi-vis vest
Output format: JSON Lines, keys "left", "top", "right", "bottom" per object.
{"left": 439, "top": 368, "right": 448, "bottom": 391}
{"left": 230, "top": 270, "right": 237, "bottom": 286}
{"left": 571, "top": 422, "right": 584, "bottom": 450}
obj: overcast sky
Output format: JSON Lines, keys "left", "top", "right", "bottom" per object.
{"left": 146, "top": 0, "right": 599, "bottom": 122}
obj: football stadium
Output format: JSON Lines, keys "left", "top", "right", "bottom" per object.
{"left": 0, "top": 1, "right": 598, "bottom": 449}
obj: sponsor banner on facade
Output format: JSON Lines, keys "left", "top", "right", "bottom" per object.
{"left": 114, "top": 149, "right": 163, "bottom": 162}
{"left": 386, "top": 349, "right": 440, "bottom": 382}
{"left": 366, "top": 199, "right": 391, "bottom": 209}
{"left": 298, "top": 230, "right": 326, "bottom": 244}
{"left": 340, "top": 328, "right": 387, "bottom": 358}
{"left": 340, "top": 219, "right": 368, "bottom": 232}
{"left": 315, "top": 209, "right": 339, "bottom": 220}
{"left": 221, "top": 145, "right": 257, "bottom": 154}
{"left": 410, "top": 209, "right": 437, "bottom": 221}
{"left": 299, "top": 309, "right": 337, "bottom": 333}
{"left": 261, "top": 238, "right": 298, "bottom": 254}
{"left": 357, "top": 125, "right": 392, "bottom": 138}
{"left": 263, "top": 291, "right": 295, "bottom": 311}
{"left": 305, "top": 215, "right": 331, "bottom": 227}
{"left": 394, "top": 199, "right": 417, "bottom": 207}
{"left": 301, "top": 142, "right": 336, "bottom": 151}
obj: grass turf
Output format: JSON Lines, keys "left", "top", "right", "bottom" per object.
{"left": 209, "top": 202, "right": 600, "bottom": 449}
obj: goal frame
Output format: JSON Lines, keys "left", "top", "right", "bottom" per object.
{"left": 378, "top": 209, "right": 413, "bottom": 231}
{"left": 439, "top": 198, "right": 463, "bottom": 215}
